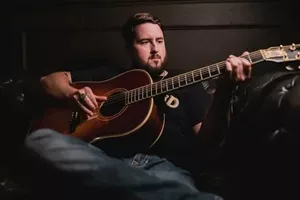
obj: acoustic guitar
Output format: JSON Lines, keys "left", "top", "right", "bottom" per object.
{"left": 29, "top": 44, "right": 300, "bottom": 152}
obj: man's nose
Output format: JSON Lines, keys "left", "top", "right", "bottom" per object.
{"left": 150, "top": 42, "right": 159, "bottom": 53}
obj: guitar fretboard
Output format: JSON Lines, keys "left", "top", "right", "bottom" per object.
{"left": 125, "top": 50, "right": 264, "bottom": 105}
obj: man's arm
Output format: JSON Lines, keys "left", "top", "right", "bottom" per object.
{"left": 40, "top": 71, "right": 107, "bottom": 118}
{"left": 193, "top": 52, "right": 251, "bottom": 159}
{"left": 40, "top": 71, "right": 77, "bottom": 100}
{"left": 193, "top": 80, "right": 234, "bottom": 158}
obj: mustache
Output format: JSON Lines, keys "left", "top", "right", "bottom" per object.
{"left": 149, "top": 54, "right": 161, "bottom": 59}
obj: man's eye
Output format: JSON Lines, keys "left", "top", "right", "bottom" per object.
{"left": 140, "top": 41, "right": 148, "bottom": 44}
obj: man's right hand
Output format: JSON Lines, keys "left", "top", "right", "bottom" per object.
{"left": 72, "top": 86, "right": 107, "bottom": 119}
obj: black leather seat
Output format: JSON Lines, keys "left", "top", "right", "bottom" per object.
{"left": 223, "top": 61, "right": 300, "bottom": 200}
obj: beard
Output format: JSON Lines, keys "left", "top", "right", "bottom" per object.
{"left": 133, "top": 54, "right": 168, "bottom": 79}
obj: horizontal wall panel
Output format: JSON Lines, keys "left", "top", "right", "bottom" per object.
{"left": 25, "top": 27, "right": 282, "bottom": 74}
{"left": 13, "top": 1, "right": 282, "bottom": 31}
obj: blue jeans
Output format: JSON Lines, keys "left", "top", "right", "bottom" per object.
{"left": 24, "top": 129, "right": 222, "bottom": 200}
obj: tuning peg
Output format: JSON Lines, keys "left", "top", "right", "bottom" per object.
{"left": 290, "top": 43, "right": 296, "bottom": 51}
{"left": 280, "top": 45, "right": 283, "bottom": 50}
{"left": 296, "top": 52, "right": 300, "bottom": 59}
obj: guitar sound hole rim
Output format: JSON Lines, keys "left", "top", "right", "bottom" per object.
{"left": 97, "top": 88, "right": 128, "bottom": 121}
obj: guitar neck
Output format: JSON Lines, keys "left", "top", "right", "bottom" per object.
{"left": 126, "top": 50, "right": 264, "bottom": 104}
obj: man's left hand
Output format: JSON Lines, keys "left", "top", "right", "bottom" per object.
{"left": 225, "top": 51, "right": 252, "bottom": 82}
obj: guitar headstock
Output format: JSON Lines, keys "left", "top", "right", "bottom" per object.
{"left": 261, "top": 43, "right": 300, "bottom": 63}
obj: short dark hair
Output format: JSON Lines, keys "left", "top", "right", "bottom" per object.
{"left": 121, "top": 13, "right": 164, "bottom": 47}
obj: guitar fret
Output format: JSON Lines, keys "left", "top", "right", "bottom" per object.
{"left": 217, "top": 63, "right": 220, "bottom": 74}
{"left": 200, "top": 69, "right": 203, "bottom": 80}
{"left": 136, "top": 89, "right": 138, "bottom": 101}
{"left": 125, "top": 92, "right": 128, "bottom": 104}
{"left": 173, "top": 77, "right": 178, "bottom": 88}
{"left": 172, "top": 78, "right": 174, "bottom": 89}
{"left": 208, "top": 67, "right": 211, "bottom": 77}
{"left": 193, "top": 70, "right": 199, "bottom": 81}
{"left": 165, "top": 80, "right": 168, "bottom": 90}
{"left": 192, "top": 71, "right": 195, "bottom": 82}
{"left": 186, "top": 73, "right": 192, "bottom": 84}
{"left": 128, "top": 91, "right": 130, "bottom": 103}
{"left": 148, "top": 85, "right": 152, "bottom": 97}
{"left": 129, "top": 91, "right": 131, "bottom": 103}
{"left": 152, "top": 84, "right": 154, "bottom": 96}
{"left": 145, "top": 86, "right": 151, "bottom": 98}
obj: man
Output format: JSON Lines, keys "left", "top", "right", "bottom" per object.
{"left": 24, "top": 13, "right": 251, "bottom": 199}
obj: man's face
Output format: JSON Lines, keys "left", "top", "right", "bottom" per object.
{"left": 130, "top": 23, "right": 167, "bottom": 77}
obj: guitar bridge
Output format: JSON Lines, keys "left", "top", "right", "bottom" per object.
{"left": 69, "top": 111, "right": 80, "bottom": 133}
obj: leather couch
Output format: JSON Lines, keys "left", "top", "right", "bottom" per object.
{"left": 222, "top": 61, "right": 300, "bottom": 200}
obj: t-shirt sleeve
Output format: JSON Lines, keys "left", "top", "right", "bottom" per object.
{"left": 184, "top": 82, "right": 212, "bottom": 127}
{"left": 70, "top": 66, "right": 120, "bottom": 82}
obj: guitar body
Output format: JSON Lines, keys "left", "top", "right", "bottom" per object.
{"left": 30, "top": 69, "right": 165, "bottom": 155}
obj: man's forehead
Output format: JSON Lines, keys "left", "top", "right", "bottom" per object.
{"left": 134, "top": 23, "right": 164, "bottom": 39}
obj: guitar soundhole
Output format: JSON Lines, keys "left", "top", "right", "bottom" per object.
{"left": 99, "top": 92, "right": 126, "bottom": 117}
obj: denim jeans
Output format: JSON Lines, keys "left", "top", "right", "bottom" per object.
{"left": 24, "top": 129, "right": 222, "bottom": 200}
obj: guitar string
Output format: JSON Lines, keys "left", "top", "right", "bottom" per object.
{"left": 100, "top": 51, "right": 264, "bottom": 106}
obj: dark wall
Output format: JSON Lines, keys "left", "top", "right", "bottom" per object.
{"left": 6, "top": 0, "right": 299, "bottom": 77}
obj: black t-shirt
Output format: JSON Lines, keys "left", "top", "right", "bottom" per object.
{"left": 147, "top": 70, "right": 211, "bottom": 168}
{"left": 71, "top": 67, "right": 211, "bottom": 168}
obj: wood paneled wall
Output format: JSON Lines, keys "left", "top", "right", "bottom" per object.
{"left": 6, "top": 0, "right": 299, "bottom": 77}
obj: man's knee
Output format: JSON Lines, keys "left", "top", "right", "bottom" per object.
{"left": 25, "top": 128, "right": 62, "bottom": 151}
